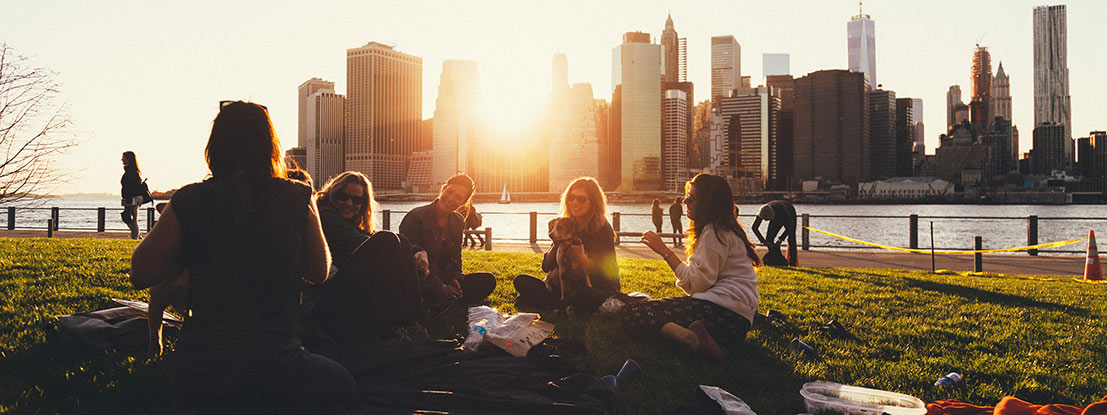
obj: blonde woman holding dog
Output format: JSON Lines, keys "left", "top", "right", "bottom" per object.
{"left": 513, "top": 177, "right": 620, "bottom": 315}
{"left": 621, "top": 173, "right": 761, "bottom": 362}
{"left": 129, "top": 101, "right": 356, "bottom": 413}
{"left": 306, "top": 170, "right": 430, "bottom": 346}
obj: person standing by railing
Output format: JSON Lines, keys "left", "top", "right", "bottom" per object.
{"left": 669, "top": 197, "right": 684, "bottom": 247}
{"left": 120, "top": 151, "right": 144, "bottom": 239}
{"left": 651, "top": 199, "right": 664, "bottom": 233}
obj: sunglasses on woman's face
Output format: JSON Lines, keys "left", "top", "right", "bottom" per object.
{"left": 568, "top": 195, "right": 589, "bottom": 204}
{"left": 334, "top": 192, "right": 366, "bottom": 205}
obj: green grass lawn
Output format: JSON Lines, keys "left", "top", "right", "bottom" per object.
{"left": 1, "top": 238, "right": 1105, "bottom": 414}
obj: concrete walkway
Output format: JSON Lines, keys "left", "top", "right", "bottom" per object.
{"left": 2, "top": 229, "right": 1091, "bottom": 277}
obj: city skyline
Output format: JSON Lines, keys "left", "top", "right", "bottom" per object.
{"left": 2, "top": 0, "right": 1105, "bottom": 194}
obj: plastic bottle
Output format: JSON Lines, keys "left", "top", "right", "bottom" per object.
{"left": 464, "top": 319, "right": 489, "bottom": 350}
{"left": 934, "top": 372, "right": 962, "bottom": 387}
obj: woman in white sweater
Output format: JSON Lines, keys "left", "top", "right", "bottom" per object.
{"left": 621, "top": 173, "right": 761, "bottom": 361}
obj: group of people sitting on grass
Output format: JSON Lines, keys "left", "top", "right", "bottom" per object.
{"left": 127, "top": 101, "right": 763, "bottom": 411}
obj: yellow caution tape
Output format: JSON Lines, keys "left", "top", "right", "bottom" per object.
{"left": 803, "top": 226, "right": 1088, "bottom": 254}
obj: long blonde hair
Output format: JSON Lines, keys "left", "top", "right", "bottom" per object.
{"left": 558, "top": 177, "right": 609, "bottom": 232}
{"left": 317, "top": 171, "right": 377, "bottom": 233}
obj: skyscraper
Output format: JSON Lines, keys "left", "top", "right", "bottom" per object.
{"left": 1033, "top": 4, "right": 1072, "bottom": 153}
{"left": 711, "top": 36, "right": 741, "bottom": 102}
{"left": 911, "top": 98, "right": 924, "bottom": 157}
{"left": 298, "top": 78, "right": 335, "bottom": 149}
{"left": 1032, "top": 123, "right": 1066, "bottom": 175}
{"left": 552, "top": 53, "right": 569, "bottom": 94}
{"left": 895, "top": 98, "right": 915, "bottom": 177}
{"left": 662, "top": 89, "right": 689, "bottom": 191}
{"left": 1092, "top": 131, "right": 1107, "bottom": 179}
{"left": 730, "top": 87, "right": 781, "bottom": 188}
{"left": 661, "top": 14, "right": 686, "bottom": 83}
{"left": 970, "top": 45, "right": 993, "bottom": 135}
{"left": 345, "top": 42, "right": 422, "bottom": 190}
{"left": 763, "top": 53, "right": 790, "bottom": 77}
{"left": 766, "top": 75, "right": 796, "bottom": 190}
{"left": 549, "top": 83, "right": 601, "bottom": 190}
{"left": 612, "top": 32, "right": 662, "bottom": 191}
{"left": 847, "top": 5, "right": 876, "bottom": 88}
{"left": 794, "top": 70, "right": 870, "bottom": 186}
{"left": 431, "top": 60, "right": 479, "bottom": 187}
{"left": 305, "top": 89, "right": 345, "bottom": 189}
{"left": 869, "top": 89, "right": 897, "bottom": 179}
{"left": 946, "top": 85, "right": 962, "bottom": 132}
{"left": 992, "top": 62, "right": 1012, "bottom": 121}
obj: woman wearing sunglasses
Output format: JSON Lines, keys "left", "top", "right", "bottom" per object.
{"left": 513, "top": 177, "right": 620, "bottom": 315}
{"left": 305, "top": 171, "right": 429, "bottom": 346}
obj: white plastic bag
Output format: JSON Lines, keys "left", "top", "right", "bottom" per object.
{"left": 464, "top": 306, "right": 505, "bottom": 351}
{"left": 485, "top": 313, "right": 554, "bottom": 357}
{"left": 698, "top": 385, "right": 758, "bottom": 415}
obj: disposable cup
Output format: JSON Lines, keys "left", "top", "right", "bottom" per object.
{"left": 616, "top": 359, "right": 640, "bottom": 382}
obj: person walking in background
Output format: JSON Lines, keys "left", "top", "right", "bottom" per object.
{"left": 307, "top": 171, "right": 428, "bottom": 347}
{"left": 752, "top": 200, "right": 798, "bottom": 266}
{"left": 651, "top": 199, "right": 664, "bottom": 233}
{"left": 669, "top": 197, "right": 683, "bottom": 247}
{"left": 513, "top": 177, "right": 620, "bottom": 315}
{"left": 120, "top": 151, "right": 144, "bottom": 239}
{"left": 622, "top": 173, "right": 761, "bottom": 362}
{"left": 399, "top": 173, "right": 496, "bottom": 313}
{"left": 128, "top": 101, "right": 355, "bottom": 412}
{"left": 460, "top": 203, "right": 484, "bottom": 249}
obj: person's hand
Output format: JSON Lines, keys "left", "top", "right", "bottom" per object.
{"left": 444, "top": 280, "right": 462, "bottom": 299}
{"left": 413, "top": 251, "right": 429, "bottom": 277}
{"left": 641, "top": 231, "right": 669, "bottom": 256}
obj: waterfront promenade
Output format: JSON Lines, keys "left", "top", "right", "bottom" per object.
{"left": 2, "top": 229, "right": 1089, "bottom": 277}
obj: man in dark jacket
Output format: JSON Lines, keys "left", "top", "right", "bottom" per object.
{"left": 399, "top": 174, "right": 496, "bottom": 310}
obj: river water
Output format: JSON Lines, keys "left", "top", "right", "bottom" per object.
{"left": 7, "top": 198, "right": 1104, "bottom": 255}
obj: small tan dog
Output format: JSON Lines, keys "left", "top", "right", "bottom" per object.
{"left": 545, "top": 217, "right": 591, "bottom": 306}
{"left": 147, "top": 202, "right": 190, "bottom": 357}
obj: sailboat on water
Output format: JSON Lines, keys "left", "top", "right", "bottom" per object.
{"left": 498, "top": 184, "right": 511, "bottom": 204}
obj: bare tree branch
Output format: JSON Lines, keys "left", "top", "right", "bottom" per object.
{"left": 0, "top": 43, "right": 78, "bottom": 204}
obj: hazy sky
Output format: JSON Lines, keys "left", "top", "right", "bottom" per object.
{"left": 2, "top": 0, "right": 1104, "bottom": 194}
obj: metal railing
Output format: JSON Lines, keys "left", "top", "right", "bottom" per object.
{"left": 2, "top": 206, "right": 1102, "bottom": 256}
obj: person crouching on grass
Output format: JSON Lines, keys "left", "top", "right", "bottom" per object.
{"left": 620, "top": 173, "right": 761, "bottom": 362}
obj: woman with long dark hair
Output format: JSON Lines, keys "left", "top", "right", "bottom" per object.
{"left": 513, "top": 177, "right": 619, "bottom": 314}
{"left": 120, "top": 151, "right": 144, "bottom": 239}
{"left": 129, "top": 101, "right": 355, "bottom": 412}
{"left": 621, "top": 173, "right": 760, "bottom": 362}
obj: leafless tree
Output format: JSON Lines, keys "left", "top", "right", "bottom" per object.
{"left": 0, "top": 43, "right": 78, "bottom": 204}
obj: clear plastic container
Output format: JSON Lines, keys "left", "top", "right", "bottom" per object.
{"left": 799, "top": 381, "right": 926, "bottom": 415}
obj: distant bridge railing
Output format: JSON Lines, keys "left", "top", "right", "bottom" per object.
{"left": 1, "top": 206, "right": 1102, "bottom": 255}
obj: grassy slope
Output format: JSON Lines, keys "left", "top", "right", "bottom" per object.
{"left": 1, "top": 238, "right": 1105, "bottom": 414}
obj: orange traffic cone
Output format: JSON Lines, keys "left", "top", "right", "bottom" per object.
{"left": 1084, "top": 230, "right": 1103, "bottom": 281}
